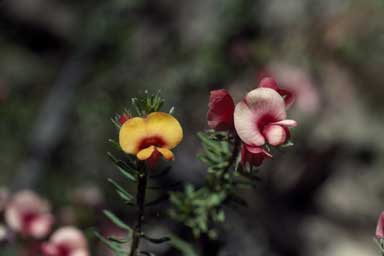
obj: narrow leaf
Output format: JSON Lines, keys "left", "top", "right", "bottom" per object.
{"left": 103, "top": 210, "right": 133, "bottom": 232}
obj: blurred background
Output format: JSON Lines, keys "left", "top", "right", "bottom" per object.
{"left": 1, "top": 0, "right": 384, "bottom": 255}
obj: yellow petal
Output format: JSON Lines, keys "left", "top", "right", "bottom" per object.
{"left": 119, "top": 117, "right": 147, "bottom": 154}
{"left": 146, "top": 112, "right": 183, "bottom": 149}
{"left": 137, "top": 146, "right": 156, "bottom": 160}
{"left": 157, "top": 147, "right": 174, "bottom": 160}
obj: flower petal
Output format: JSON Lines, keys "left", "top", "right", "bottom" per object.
{"left": 207, "top": 89, "right": 235, "bottom": 131}
{"left": 259, "top": 77, "right": 295, "bottom": 109}
{"left": 137, "top": 146, "right": 156, "bottom": 160}
{"left": 259, "top": 77, "right": 279, "bottom": 90}
{"left": 119, "top": 117, "right": 147, "bottom": 154}
{"left": 234, "top": 88, "right": 286, "bottom": 146}
{"left": 234, "top": 101, "right": 265, "bottom": 146}
{"left": 146, "top": 112, "right": 183, "bottom": 149}
{"left": 157, "top": 147, "right": 174, "bottom": 160}
{"left": 262, "top": 124, "right": 287, "bottom": 146}
{"left": 241, "top": 144, "right": 272, "bottom": 167}
{"left": 28, "top": 214, "right": 54, "bottom": 238}
{"left": 271, "top": 119, "right": 297, "bottom": 127}
{"left": 51, "top": 227, "right": 88, "bottom": 250}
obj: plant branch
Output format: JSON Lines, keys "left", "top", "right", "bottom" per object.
{"left": 129, "top": 161, "right": 148, "bottom": 256}
{"left": 223, "top": 135, "right": 241, "bottom": 174}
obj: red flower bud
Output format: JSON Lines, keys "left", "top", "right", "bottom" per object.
{"left": 207, "top": 89, "right": 235, "bottom": 131}
{"left": 119, "top": 113, "right": 130, "bottom": 125}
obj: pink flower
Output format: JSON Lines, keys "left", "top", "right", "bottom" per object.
{"left": 234, "top": 87, "right": 297, "bottom": 147}
{"left": 259, "top": 64, "right": 320, "bottom": 114}
{"left": 207, "top": 89, "right": 235, "bottom": 131}
{"left": 241, "top": 144, "right": 272, "bottom": 167}
{"left": 376, "top": 211, "right": 384, "bottom": 238}
{"left": 5, "top": 191, "right": 54, "bottom": 239}
{"left": 258, "top": 77, "right": 295, "bottom": 109}
{"left": 42, "top": 227, "right": 89, "bottom": 256}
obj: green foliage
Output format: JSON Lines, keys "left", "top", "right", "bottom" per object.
{"left": 131, "top": 90, "right": 165, "bottom": 116}
{"left": 169, "top": 130, "right": 263, "bottom": 238}
{"left": 169, "top": 234, "right": 199, "bottom": 256}
{"left": 169, "top": 184, "right": 226, "bottom": 238}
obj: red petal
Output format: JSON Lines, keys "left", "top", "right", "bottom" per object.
{"left": 207, "top": 89, "right": 235, "bottom": 131}
{"left": 241, "top": 144, "right": 272, "bottom": 167}
{"left": 259, "top": 77, "right": 279, "bottom": 90}
{"left": 259, "top": 77, "right": 295, "bottom": 109}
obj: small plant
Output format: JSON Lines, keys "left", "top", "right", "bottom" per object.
{"left": 97, "top": 91, "right": 183, "bottom": 256}
{"left": 100, "top": 77, "right": 298, "bottom": 255}
{"left": 169, "top": 77, "right": 297, "bottom": 238}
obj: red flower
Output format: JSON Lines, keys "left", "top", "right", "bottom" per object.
{"left": 207, "top": 89, "right": 235, "bottom": 131}
{"left": 376, "top": 211, "right": 384, "bottom": 238}
{"left": 259, "top": 77, "right": 295, "bottom": 109}
{"left": 241, "top": 144, "right": 272, "bottom": 167}
{"left": 234, "top": 87, "right": 297, "bottom": 147}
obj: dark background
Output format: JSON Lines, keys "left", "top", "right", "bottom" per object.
{"left": 1, "top": 0, "right": 384, "bottom": 255}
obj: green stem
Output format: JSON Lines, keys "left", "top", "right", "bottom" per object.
{"left": 129, "top": 161, "right": 148, "bottom": 256}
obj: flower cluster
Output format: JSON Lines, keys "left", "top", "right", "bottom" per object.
{"left": 208, "top": 77, "right": 297, "bottom": 168}
{"left": 1, "top": 190, "right": 89, "bottom": 256}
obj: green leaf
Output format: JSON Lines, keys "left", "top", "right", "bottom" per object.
{"left": 279, "top": 140, "right": 294, "bottom": 148}
{"left": 95, "top": 231, "right": 127, "bottom": 254}
{"left": 140, "top": 252, "right": 156, "bottom": 256}
{"left": 169, "top": 235, "right": 198, "bottom": 256}
{"left": 108, "top": 178, "right": 134, "bottom": 201}
{"left": 103, "top": 210, "right": 133, "bottom": 232}
{"left": 141, "top": 234, "right": 171, "bottom": 244}
{"left": 108, "top": 235, "right": 130, "bottom": 244}
{"left": 107, "top": 153, "right": 137, "bottom": 182}
{"left": 108, "top": 139, "right": 121, "bottom": 150}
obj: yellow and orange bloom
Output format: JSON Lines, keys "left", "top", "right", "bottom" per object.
{"left": 119, "top": 112, "right": 183, "bottom": 165}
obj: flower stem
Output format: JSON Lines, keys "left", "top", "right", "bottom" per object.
{"left": 129, "top": 161, "right": 148, "bottom": 256}
{"left": 223, "top": 135, "right": 240, "bottom": 173}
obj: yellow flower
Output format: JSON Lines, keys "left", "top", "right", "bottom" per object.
{"left": 119, "top": 112, "right": 183, "bottom": 162}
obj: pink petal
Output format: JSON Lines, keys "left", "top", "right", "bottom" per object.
{"left": 71, "top": 250, "right": 90, "bottom": 256}
{"left": 259, "top": 77, "right": 279, "bottom": 90}
{"left": 29, "top": 214, "right": 54, "bottom": 238}
{"left": 279, "top": 88, "right": 295, "bottom": 109}
{"left": 271, "top": 119, "right": 297, "bottom": 127}
{"left": 376, "top": 211, "right": 384, "bottom": 238}
{"left": 51, "top": 227, "right": 88, "bottom": 250}
{"left": 241, "top": 144, "right": 272, "bottom": 167}
{"left": 41, "top": 243, "right": 60, "bottom": 256}
{"left": 234, "top": 88, "right": 286, "bottom": 146}
{"left": 245, "top": 145, "right": 272, "bottom": 157}
{"left": 262, "top": 124, "right": 288, "bottom": 146}
{"left": 259, "top": 77, "right": 295, "bottom": 109}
